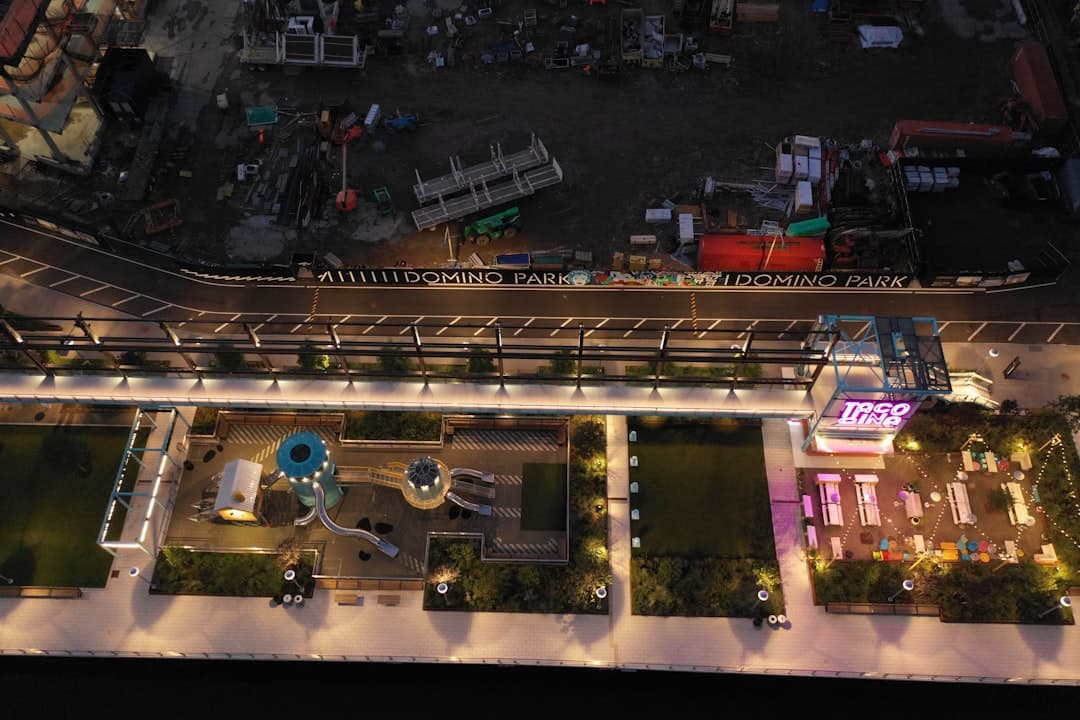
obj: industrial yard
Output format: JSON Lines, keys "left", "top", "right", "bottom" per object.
{"left": 3, "top": 0, "right": 1079, "bottom": 285}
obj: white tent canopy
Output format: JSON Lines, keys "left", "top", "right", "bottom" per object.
{"left": 215, "top": 459, "right": 263, "bottom": 515}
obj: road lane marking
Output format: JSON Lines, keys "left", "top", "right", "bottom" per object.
{"left": 1007, "top": 323, "right": 1026, "bottom": 342}
{"left": 966, "top": 322, "right": 987, "bottom": 342}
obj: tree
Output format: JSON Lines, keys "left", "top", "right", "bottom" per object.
{"left": 548, "top": 350, "right": 575, "bottom": 375}
{"left": 466, "top": 347, "right": 496, "bottom": 374}
{"left": 298, "top": 342, "right": 330, "bottom": 371}
{"left": 1049, "top": 395, "right": 1080, "bottom": 430}
{"left": 378, "top": 346, "right": 410, "bottom": 374}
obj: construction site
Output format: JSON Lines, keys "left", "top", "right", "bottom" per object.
{"left": 2, "top": 0, "right": 1080, "bottom": 287}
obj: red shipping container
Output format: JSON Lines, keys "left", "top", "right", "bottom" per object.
{"left": 1011, "top": 41, "right": 1067, "bottom": 136}
{"left": 697, "top": 233, "right": 825, "bottom": 272}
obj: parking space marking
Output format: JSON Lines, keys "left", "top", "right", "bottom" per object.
{"left": 111, "top": 295, "right": 140, "bottom": 307}
{"left": 401, "top": 316, "right": 425, "bottom": 335}
{"left": 436, "top": 317, "right": 461, "bottom": 336}
{"left": 737, "top": 319, "right": 759, "bottom": 339}
{"left": 474, "top": 317, "right": 497, "bottom": 337}
{"left": 623, "top": 318, "right": 646, "bottom": 338}
{"left": 141, "top": 304, "right": 172, "bottom": 317}
{"left": 966, "top": 322, "right": 987, "bottom": 342}
{"left": 512, "top": 317, "right": 534, "bottom": 336}
{"left": 363, "top": 315, "right": 387, "bottom": 335}
{"left": 697, "top": 319, "right": 721, "bottom": 339}
{"left": 550, "top": 318, "right": 573, "bottom": 337}
{"left": 585, "top": 318, "right": 608, "bottom": 338}
{"left": 19, "top": 265, "right": 47, "bottom": 278}
{"left": 79, "top": 284, "right": 109, "bottom": 297}
{"left": 1007, "top": 323, "right": 1026, "bottom": 342}
{"left": 49, "top": 276, "right": 77, "bottom": 287}
{"left": 1048, "top": 323, "right": 1065, "bottom": 343}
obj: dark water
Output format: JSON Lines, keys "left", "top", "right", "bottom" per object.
{"left": 0, "top": 657, "right": 1070, "bottom": 710}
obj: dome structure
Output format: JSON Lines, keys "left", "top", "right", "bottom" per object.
{"left": 276, "top": 431, "right": 342, "bottom": 509}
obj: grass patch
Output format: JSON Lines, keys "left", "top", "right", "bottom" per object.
{"left": 628, "top": 417, "right": 773, "bottom": 558}
{"left": 152, "top": 547, "right": 315, "bottom": 596}
{"left": 521, "top": 463, "right": 567, "bottom": 531}
{"left": 0, "top": 425, "right": 135, "bottom": 587}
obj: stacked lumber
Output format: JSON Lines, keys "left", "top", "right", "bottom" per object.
{"left": 737, "top": 2, "right": 779, "bottom": 22}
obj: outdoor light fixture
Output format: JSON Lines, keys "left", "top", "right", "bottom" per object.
{"left": 0, "top": 319, "right": 23, "bottom": 344}
{"left": 74, "top": 313, "right": 102, "bottom": 345}
{"left": 888, "top": 579, "right": 915, "bottom": 602}
{"left": 244, "top": 323, "right": 261, "bottom": 348}
{"left": 328, "top": 324, "right": 342, "bottom": 349}
{"left": 437, "top": 582, "right": 448, "bottom": 595}
{"left": 159, "top": 322, "right": 182, "bottom": 346}
{"left": 1038, "top": 596, "right": 1073, "bottom": 619}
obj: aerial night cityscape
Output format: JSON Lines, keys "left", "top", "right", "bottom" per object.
{"left": 1, "top": 0, "right": 1080, "bottom": 706}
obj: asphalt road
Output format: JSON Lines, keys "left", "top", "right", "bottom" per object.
{"left": 3, "top": 219, "right": 1080, "bottom": 348}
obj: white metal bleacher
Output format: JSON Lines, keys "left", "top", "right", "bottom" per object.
{"left": 854, "top": 474, "right": 881, "bottom": 527}
{"left": 816, "top": 473, "right": 844, "bottom": 527}
{"left": 946, "top": 481, "right": 975, "bottom": 525}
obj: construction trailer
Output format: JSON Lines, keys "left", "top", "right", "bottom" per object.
{"left": 888, "top": 120, "right": 1028, "bottom": 155}
{"left": 696, "top": 233, "right": 825, "bottom": 272}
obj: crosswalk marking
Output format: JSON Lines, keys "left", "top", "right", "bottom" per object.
{"left": 225, "top": 425, "right": 339, "bottom": 446}
{"left": 492, "top": 506, "right": 521, "bottom": 518}
{"left": 490, "top": 538, "right": 559, "bottom": 555}
{"left": 494, "top": 474, "right": 522, "bottom": 485}
{"left": 451, "top": 430, "right": 558, "bottom": 452}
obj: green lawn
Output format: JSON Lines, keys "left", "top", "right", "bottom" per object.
{"left": 521, "top": 462, "right": 567, "bottom": 531}
{"left": 628, "top": 418, "right": 774, "bottom": 558}
{"left": 0, "top": 425, "right": 134, "bottom": 587}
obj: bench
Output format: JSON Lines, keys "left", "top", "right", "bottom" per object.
{"left": 1004, "top": 481, "right": 1031, "bottom": 526}
{"left": 335, "top": 593, "right": 364, "bottom": 606}
{"left": 946, "top": 482, "right": 974, "bottom": 525}
{"left": 377, "top": 594, "right": 401, "bottom": 606}
{"left": 806, "top": 524, "right": 818, "bottom": 549}
{"left": 1034, "top": 543, "right": 1058, "bottom": 566}
{"left": 961, "top": 450, "right": 979, "bottom": 472}
{"left": 854, "top": 477, "right": 881, "bottom": 527}
{"left": 913, "top": 534, "right": 925, "bottom": 554}
{"left": 817, "top": 474, "right": 844, "bottom": 527}
{"left": 830, "top": 536, "right": 843, "bottom": 560}
{"left": 802, "top": 494, "right": 814, "bottom": 520}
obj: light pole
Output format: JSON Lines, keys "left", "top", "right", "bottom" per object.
{"left": 0, "top": 572, "right": 13, "bottom": 584}
{"left": 888, "top": 579, "right": 915, "bottom": 602}
{"left": 1038, "top": 595, "right": 1073, "bottom": 619}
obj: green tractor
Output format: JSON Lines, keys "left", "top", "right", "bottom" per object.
{"left": 462, "top": 207, "right": 521, "bottom": 245}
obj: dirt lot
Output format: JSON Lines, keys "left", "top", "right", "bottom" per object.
{"left": 23, "top": 1, "right": 1041, "bottom": 270}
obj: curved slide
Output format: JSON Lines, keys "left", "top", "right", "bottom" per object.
{"left": 294, "top": 506, "right": 318, "bottom": 526}
{"left": 313, "top": 482, "right": 400, "bottom": 558}
{"left": 446, "top": 491, "right": 493, "bottom": 516}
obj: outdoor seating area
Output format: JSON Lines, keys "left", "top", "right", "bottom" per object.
{"left": 806, "top": 448, "right": 1049, "bottom": 566}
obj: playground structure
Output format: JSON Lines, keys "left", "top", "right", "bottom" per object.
{"left": 254, "top": 432, "right": 494, "bottom": 557}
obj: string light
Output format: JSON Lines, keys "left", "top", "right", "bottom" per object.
{"left": 1031, "top": 434, "right": 1080, "bottom": 551}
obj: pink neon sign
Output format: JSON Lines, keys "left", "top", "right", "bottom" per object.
{"left": 836, "top": 400, "right": 914, "bottom": 428}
